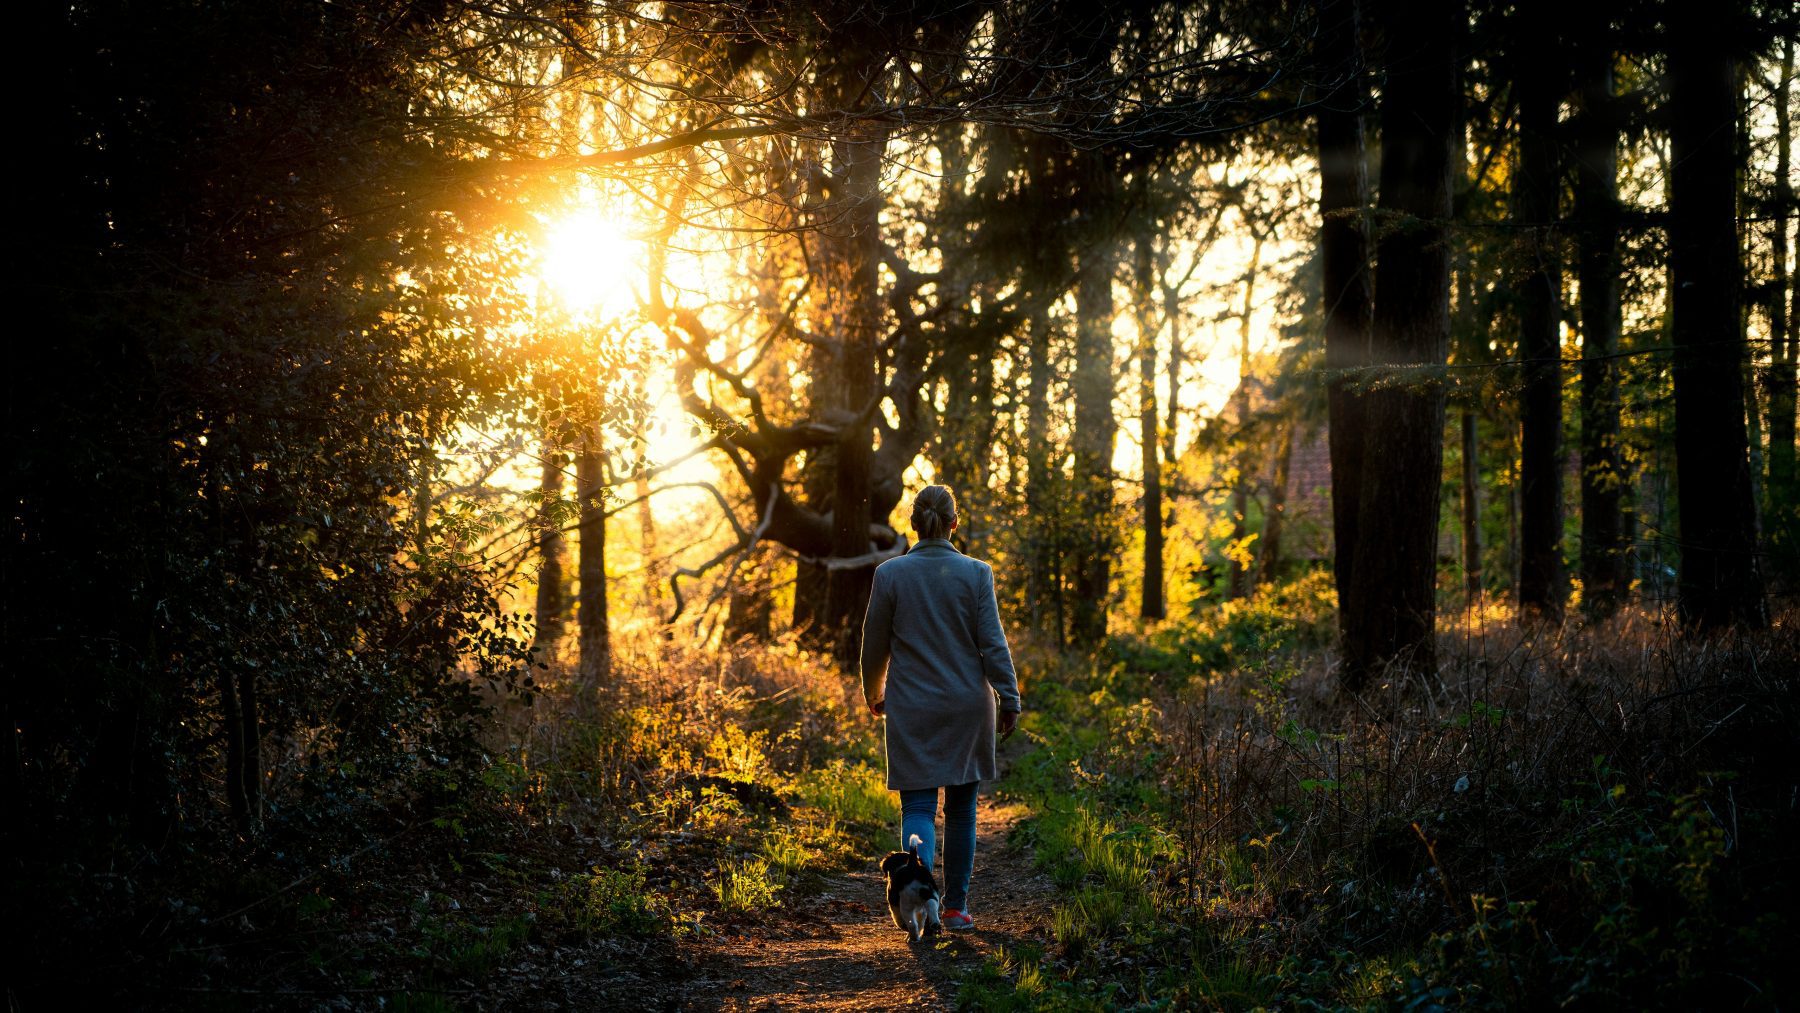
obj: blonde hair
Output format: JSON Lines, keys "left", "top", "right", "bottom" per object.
{"left": 910, "top": 485, "right": 958, "bottom": 541}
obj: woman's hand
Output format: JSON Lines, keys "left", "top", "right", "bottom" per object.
{"left": 997, "top": 709, "right": 1018, "bottom": 741}
{"left": 868, "top": 697, "right": 886, "bottom": 718}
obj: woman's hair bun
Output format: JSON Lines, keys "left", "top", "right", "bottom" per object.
{"left": 910, "top": 485, "right": 957, "bottom": 540}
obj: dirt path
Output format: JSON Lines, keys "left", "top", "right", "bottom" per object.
{"left": 675, "top": 790, "right": 1054, "bottom": 1011}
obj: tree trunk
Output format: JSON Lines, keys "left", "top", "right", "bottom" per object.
{"left": 634, "top": 370, "right": 659, "bottom": 620}
{"left": 237, "top": 670, "right": 261, "bottom": 831}
{"left": 1515, "top": 36, "right": 1566, "bottom": 621}
{"left": 1341, "top": 0, "right": 1459, "bottom": 687}
{"left": 725, "top": 562, "right": 774, "bottom": 641}
{"left": 207, "top": 460, "right": 258, "bottom": 835}
{"left": 790, "top": 126, "right": 832, "bottom": 646}
{"left": 533, "top": 428, "right": 566, "bottom": 648}
{"left": 938, "top": 348, "right": 995, "bottom": 556}
{"left": 218, "top": 665, "right": 246, "bottom": 834}
{"left": 1068, "top": 150, "right": 1118, "bottom": 648}
{"left": 792, "top": 441, "right": 831, "bottom": 641}
{"left": 1666, "top": 3, "right": 1768, "bottom": 630}
{"left": 1506, "top": 436, "right": 1521, "bottom": 591}
{"left": 821, "top": 118, "right": 886, "bottom": 667}
{"left": 1024, "top": 307, "right": 1062, "bottom": 642}
{"left": 967, "top": 351, "right": 996, "bottom": 557}
{"left": 1227, "top": 237, "right": 1265, "bottom": 602}
{"left": 1574, "top": 31, "right": 1628, "bottom": 617}
{"left": 1316, "top": 0, "right": 1375, "bottom": 647}
{"left": 1765, "top": 40, "right": 1796, "bottom": 571}
{"left": 1137, "top": 236, "right": 1166, "bottom": 619}
{"left": 576, "top": 428, "right": 609, "bottom": 683}
{"left": 1259, "top": 424, "right": 1294, "bottom": 587}
{"left": 1163, "top": 274, "right": 1184, "bottom": 469}
{"left": 1460, "top": 408, "right": 1483, "bottom": 602}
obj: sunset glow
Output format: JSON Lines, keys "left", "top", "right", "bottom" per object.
{"left": 540, "top": 211, "right": 640, "bottom": 315}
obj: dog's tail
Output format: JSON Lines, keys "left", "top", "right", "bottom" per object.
{"left": 907, "top": 833, "right": 924, "bottom": 857}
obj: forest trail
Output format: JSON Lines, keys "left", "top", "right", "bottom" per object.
{"left": 674, "top": 792, "right": 1053, "bottom": 1011}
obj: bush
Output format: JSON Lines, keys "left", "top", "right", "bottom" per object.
{"left": 711, "top": 855, "right": 783, "bottom": 913}
{"left": 540, "top": 863, "right": 667, "bottom": 939}
{"left": 964, "top": 585, "right": 1800, "bottom": 1010}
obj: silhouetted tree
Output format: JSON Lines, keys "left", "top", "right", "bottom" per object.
{"left": 1315, "top": 0, "right": 1376, "bottom": 651}
{"left": 1341, "top": 0, "right": 1461, "bottom": 686}
{"left": 1515, "top": 1, "right": 1567, "bottom": 620}
{"left": 1666, "top": 0, "right": 1768, "bottom": 629}
{"left": 1574, "top": 10, "right": 1629, "bottom": 616}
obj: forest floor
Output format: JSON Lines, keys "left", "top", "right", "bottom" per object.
{"left": 671, "top": 793, "right": 1050, "bottom": 1011}
{"left": 391, "top": 723, "right": 1056, "bottom": 1012}
{"left": 28, "top": 597, "right": 1797, "bottom": 1010}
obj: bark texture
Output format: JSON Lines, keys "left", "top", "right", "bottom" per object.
{"left": 576, "top": 431, "right": 609, "bottom": 683}
{"left": 1515, "top": 32, "right": 1566, "bottom": 620}
{"left": 1341, "top": 0, "right": 1459, "bottom": 686}
{"left": 1136, "top": 235, "right": 1166, "bottom": 619}
{"left": 1765, "top": 41, "right": 1796, "bottom": 570}
{"left": 1574, "top": 28, "right": 1628, "bottom": 616}
{"left": 1666, "top": 2, "right": 1768, "bottom": 630}
{"left": 1068, "top": 160, "right": 1119, "bottom": 647}
{"left": 1316, "top": 0, "right": 1375, "bottom": 648}
{"left": 534, "top": 432, "right": 566, "bottom": 647}
{"left": 1460, "top": 408, "right": 1483, "bottom": 602}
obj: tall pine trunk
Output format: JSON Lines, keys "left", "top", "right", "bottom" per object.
{"left": 1316, "top": 0, "right": 1375, "bottom": 648}
{"left": 821, "top": 119, "right": 886, "bottom": 666}
{"left": 800, "top": 41, "right": 893, "bottom": 666}
{"left": 1136, "top": 235, "right": 1166, "bottom": 619}
{"left": 1515, "top": 34, "right": 1566, "bottom": 621}
{"left": 967, "top": 352, "right": 996, "bottom": 556}
{"left": 1024, "top": 307, "right": 1063, "bottom": 643}
{"left": 1765, "top": 41, "right": 1796, "bottom": 570}
{"left": 237, "top": 669, "right": 261, "bottom": 831}
{"left": 533, "top": 423, "right": 566, "bottom": 648}
{"left": 1460, "top": 408, "right": 1483, "bottom": 602}
{"left": 1666, "top": 3, "right": 1768, "bottom": 629}
{"left": 938, "top": 348, "right": 995, "bottom": 556}
{"left": 1574, "top": 30, "right": 1628, "bottom": 617}
{"left": 1227, "top": 238, "right": 1264, "bottom": 602}
{"left": 576, "top": 429, "right": 609, "bottom": 683}
{"left": 1069, "top": 150, "right": 1118, "bottom": 648}
{"left": 633, "top": 369, "right": 659, "bottom": 619}
{"left": 1341, "top": 0, "right": 1460, "bottom": 687}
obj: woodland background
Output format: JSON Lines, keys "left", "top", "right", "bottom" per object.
{"left": 7, "top": 0, "right": 1799, "bottom": 1008}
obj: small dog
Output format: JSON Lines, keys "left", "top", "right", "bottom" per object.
{"left": 880, "top": 834, "right": 942, "bottom": 942}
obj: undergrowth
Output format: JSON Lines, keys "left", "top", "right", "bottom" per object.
{"left": 24, "top": 630, "right": 899, "bottom": 1008}
{"left": 964, "top": 572, "right": 1800, "bottom": 1010}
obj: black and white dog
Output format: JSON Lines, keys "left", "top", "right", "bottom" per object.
{"left": 880, "top": 834, "right": 942, "bottom": 942}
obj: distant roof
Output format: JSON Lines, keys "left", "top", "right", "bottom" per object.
{"left": 1281, "top": 424, "right": 1333, "bottom": 561}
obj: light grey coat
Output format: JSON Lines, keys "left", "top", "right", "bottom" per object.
{"left": 860, "top": 538, "right": 1022, "bottom": 791}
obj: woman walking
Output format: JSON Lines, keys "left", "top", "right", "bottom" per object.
{"left": 861, "top": 485, "right": 1023, "bottom": 931}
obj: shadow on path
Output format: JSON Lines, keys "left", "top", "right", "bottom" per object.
{"left": 675, "top": 787, "right": 1054, "bottom": 1012}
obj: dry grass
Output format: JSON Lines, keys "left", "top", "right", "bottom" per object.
{"left": 492, "top": 629, "right": 869, "bottom": 811}
{"left": 1162, "top": 603, "right": 1799, "bottom": 1001}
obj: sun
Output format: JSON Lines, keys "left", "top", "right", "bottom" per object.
{"left": 540, "top": 210, "right": 640, "bottom": 315}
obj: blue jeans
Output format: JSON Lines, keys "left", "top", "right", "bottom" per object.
{"left": 899, "top": 782, "right": 978, "bottom": 912}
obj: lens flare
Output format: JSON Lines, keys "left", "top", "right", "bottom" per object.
{"left": 540, "top": 211, "right": 639, "bottom": 314}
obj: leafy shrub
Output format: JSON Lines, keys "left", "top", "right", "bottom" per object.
{"left": 539, "top": 863, "right": 666, "bottom": 938}
{"left": 711, "top": 855, "right": 783, "bottom": 913}
{"left": 794, "top": 758, "right": 898, "bottom": 828}
{"left": 411, "top": 911, "right": 534, "bottom": 978}
{"left": 706, "top": 724, "right": 773, "bottom": 782}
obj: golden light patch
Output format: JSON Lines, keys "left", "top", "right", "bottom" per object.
{"left": 540, "top": 211, "right": 640, "bottom": 315}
